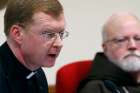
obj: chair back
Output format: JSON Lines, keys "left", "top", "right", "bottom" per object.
{"left": 56, "top": 60, "right": 92, "bottom": 93}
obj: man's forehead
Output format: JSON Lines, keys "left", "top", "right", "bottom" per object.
{"left": 105, "top": 17, "right": 140, "bottom": 34}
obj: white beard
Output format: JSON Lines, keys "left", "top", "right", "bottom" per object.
{"left": 107, "top": 51, "right": 140, "bottom": 72}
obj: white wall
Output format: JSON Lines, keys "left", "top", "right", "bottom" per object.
{"left": 0, "top": 0, "right": 140, "bottom": 84}
{"left": 0, "top": 9, "right": 6, "bottom": 44}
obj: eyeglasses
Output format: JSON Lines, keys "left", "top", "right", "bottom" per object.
{"left": 40, "top": 31, "right": 69, "bottom": 40}
{"left": 105, "top": 35, "right": 140, "bottom": 48}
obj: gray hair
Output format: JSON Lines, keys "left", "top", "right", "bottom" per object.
{"left": 102, "top": 12, "right": 139, "bottom": 44}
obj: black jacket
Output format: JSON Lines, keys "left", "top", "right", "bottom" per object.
{"left": 0, "top": 42, "right": 48, "bottom": 93}
{"left": 78, "top": 52, "right": 140, "bottom": 93}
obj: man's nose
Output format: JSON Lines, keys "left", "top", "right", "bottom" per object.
{"left": 53, "top": 35, "right": 63, "bottom": 48}
{"left": 127, "top": 38, "right": 137, "bottom": 51}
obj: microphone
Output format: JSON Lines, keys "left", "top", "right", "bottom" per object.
{"left": 104, "top": 80, "right": 120, "bottom": 93}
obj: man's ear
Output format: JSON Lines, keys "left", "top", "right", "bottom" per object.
{"left": 102, "top": 43, "right": 107, "bottom": 53}
{"left": 9, "top": 25, "right": 24, "bottom": 44}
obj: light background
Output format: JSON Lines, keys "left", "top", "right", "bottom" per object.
{"left": 0, "top": 0, "right": 140, "bottom": 84}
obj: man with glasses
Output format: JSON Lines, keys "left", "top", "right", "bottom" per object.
{"left": 0, "top": 0, "right": 68, "bottom": 93}
{"left": 78, "top": 12, "right": 140, "bottom": 93}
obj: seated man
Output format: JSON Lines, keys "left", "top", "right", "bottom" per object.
{"left": 78, "top": 12, "right": 140, "bottom": 93}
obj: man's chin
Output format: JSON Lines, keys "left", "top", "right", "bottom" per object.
{"left": 43, "top": 61, "right": 56, "bottom": 68}
{"left": 117, "top": 60, "right": 140, "bottom": 72}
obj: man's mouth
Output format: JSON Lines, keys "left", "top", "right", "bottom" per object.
{"left": 48, "top": 54, "right": 57, "bottom": 58}
{"left": 124, "top": 54, "right": 140, "bottom": 59}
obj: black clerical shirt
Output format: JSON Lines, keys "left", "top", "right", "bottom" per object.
{"left": 0, "top": 42, "right": 48, "bottom": 93}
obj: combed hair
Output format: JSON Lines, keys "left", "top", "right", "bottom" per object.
{"left": 4, "top": 0, "right": 63, "bottom": 36}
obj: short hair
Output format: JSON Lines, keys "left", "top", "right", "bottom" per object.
{"left": 4, "top": 0, "right": 63, "bottom": 36}
{"left": 0, "top": 0, "right": 8, "bottom": 10}
{"left": 102, "top": 25, "right": 108, "bottom": 43}
{"left": 102, "top": 12, "right": 140, "bottom": 44}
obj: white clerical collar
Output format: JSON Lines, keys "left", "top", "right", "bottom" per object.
{"left": 26, "top": 71, "right": 37, "bottom": 79}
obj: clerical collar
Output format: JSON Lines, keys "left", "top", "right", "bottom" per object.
{"left": 26, "top": 71, "right": 37, "bottom": 79}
